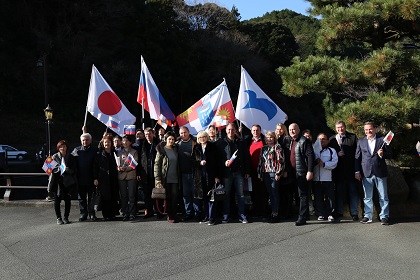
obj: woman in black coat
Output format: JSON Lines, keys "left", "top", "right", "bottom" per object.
{"left": 48, "top": 140, "right": 77, "bottom": 225}
{"left": 192, "top": 131, "right": 221, "bottom": 225}
{"left": 94, "top": 135, "right": 119, "bottom": 221}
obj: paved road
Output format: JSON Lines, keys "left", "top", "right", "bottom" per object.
{"left": 0, "top": 207, "right": 419, "bottom": 280}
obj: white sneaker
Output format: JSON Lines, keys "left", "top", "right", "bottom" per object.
{"left": 317, "top": 216, "right": 325, "bottom": 221}
{"left": 328, "top": 215, "right": 335, "bottom": 222}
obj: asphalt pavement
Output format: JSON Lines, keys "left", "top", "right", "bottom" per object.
{"left": 1, "top": 205, "right": 420, "bottom": 280}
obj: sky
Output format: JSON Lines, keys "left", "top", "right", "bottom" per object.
{"left": 195, "top": 0, "right": 312, "bottom": 20}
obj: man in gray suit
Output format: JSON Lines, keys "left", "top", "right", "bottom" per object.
{"left": 355, "top": 122, "right": 392, "bottom": 225}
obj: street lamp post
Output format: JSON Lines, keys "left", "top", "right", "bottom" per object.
{"left": 37, "top": 54, "right": 49, "bottom": 159}
{"left": 44, "top": 105, "right": 53, "bottom": 157}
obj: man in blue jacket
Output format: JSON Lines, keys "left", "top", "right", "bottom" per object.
{"left": 355, "top": 122, "right": 392, "bottom": 225}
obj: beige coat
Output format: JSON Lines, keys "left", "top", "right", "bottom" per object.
{"left": 117, "top": 147, "right": 138, "bottom": 181}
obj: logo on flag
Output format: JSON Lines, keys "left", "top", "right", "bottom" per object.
{"left": 235, "top": 66, "right": 287, "bottom": 133}
{"left": 42, "top": 156, "right": 58, "bottom": 175}
{"left": 383, "top": 131, "right": 394, "bottom": 145}
{"left": 176, "top": 80, "right": 235, "bottom": 135}
{"left": 124, "top": 125, "right": 136, "bottom": 135}
{"left": 107, "top": 117, "right": 120, "bottom": 129}
{"left": 87, "top": 65, "right": 136, "bottom": 136}
{"left": 125, "top": 154, "right": 138, "bottom": 169}
{"left": 137, "top": 56, "right": 175, "bottom": 121}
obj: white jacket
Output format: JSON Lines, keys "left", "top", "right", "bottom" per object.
{"left": 313, "top": 147, "right": 338, "bottom": 182}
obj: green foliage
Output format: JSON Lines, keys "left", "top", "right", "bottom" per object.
{"left": 279, "top": 0, "right": 420, "bottom": 167}
{"left": 246, "top": 9, "right": 320, "bottom": 59}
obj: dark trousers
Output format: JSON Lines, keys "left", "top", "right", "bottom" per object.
{"left": 279, "top": 182, "right": 294, "bottom": 218}
{"left": 78, "top": 185, "right": 94, "bottom": 217}
{"left": 143, "top": 175, "right": 154, "bottom": 214}
{"left": 119, "top": 179, "right": 137, "bottom": 217}
{"left": 101, "top": 197, "right": 115, "bottom": 219}
{"left": 165, "top": 183, "right": 179, "bottom": 219}
{"left": 313, "top": 181, "right": 335, "bottom": 217}
{"left": 54, "top": 189, "right": 71, "bottom": 219}
{"left": 296, "top": 175, "right": 309, "bottom": 220}
{"left": 250, "top": 172, "right": 269, "bottom": 217}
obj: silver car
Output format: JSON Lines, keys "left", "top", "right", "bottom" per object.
{"left": 0, "top": 145, "right": 28, "bottom": 160}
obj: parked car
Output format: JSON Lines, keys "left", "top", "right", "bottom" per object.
{"left": 0, "top": 145, "right": 28, "bottom": 160}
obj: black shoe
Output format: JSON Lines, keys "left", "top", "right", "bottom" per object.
{"left": 63, "top": 217, "right": 71, "bottom": 224}
{"left": 79, "top": 215, "right": 87, "bottom": 222}
{"left": 208, "top": 219, "right": 215, "bottom": 226}
{"left": 143, "top": 213, "right": 154, "bottom": 219}
{"left": 57, "top": 218, "right": 64, "bottom": 225}
{"left": 156, "top": 213, "right": 164, "bottom": 220}
{"left": 295, "top": 219, "right": 307, "bottom": 226}
{"left": 381, "top": 218, "right": 389, "bottom": 225}
{"left": 352, "top": 215, "right": 359, "bottom": 221}
{"left": 269, "top": 215, "right": 279, "bottom": 223}
{"left": 360, "top": 217, "right": 372, "bottom": 224}
{"left": 129, "top": 215, "right": 136, "bottom": 221}
{"left": 122, "top": 216, "right": 129, "bottom": 221}
{"left": 90, "top": 215, "right": 97, "bottom": 221}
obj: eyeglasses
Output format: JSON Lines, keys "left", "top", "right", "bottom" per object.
{"left": 198, "top": 136, "right": 207, "bottom": 139}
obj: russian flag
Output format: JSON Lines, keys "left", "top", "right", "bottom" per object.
{"left": 107, "top": 117, "right": 120, "bottom": 129}
{"left": 123, "top": 125, "right": 136, "bottom": 135}
{"left": 125, "top": 154, "right": 138, "bottom": 169}
{"left": 137, "top": 56, "right": 175, "bottom": 121}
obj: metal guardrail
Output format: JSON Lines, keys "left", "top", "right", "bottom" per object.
{"left": 0, "top": 173, "right": 48, "bottom": 201}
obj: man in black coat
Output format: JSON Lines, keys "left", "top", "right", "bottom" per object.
{"left": 329, "top": 120, "right": 360, "bottom": 221}
{"left": 71, "top": 133, "right": 99, "bottom": 221}
{"left": 284, "top": 123, "right": 314, "bottom": 226}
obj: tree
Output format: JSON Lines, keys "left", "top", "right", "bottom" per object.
{"left": 278, "top": 0, "right": 420, "bottom": 166}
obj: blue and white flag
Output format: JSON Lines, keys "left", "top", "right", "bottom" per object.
{"left": 60, "top": 158, "right": 66, "bottom": 175}
{"left": 235, "top": 66, "right": 287, "bottom": 133}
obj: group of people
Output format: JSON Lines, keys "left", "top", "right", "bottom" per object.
{"left": 48, "top": 120, "right": 392, "bottom": 226}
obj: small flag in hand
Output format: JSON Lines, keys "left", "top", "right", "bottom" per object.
{"left": 60, "top": 158, "right": 66, "bottom": 175}
{"left": 42, "top": 156, "right": 58, "bottom": 175}
{"left": 125, "top": 154, "right": 138, "bottom": 169}
{"left": 383, "top": 131, "right": 394, "bottom": 145}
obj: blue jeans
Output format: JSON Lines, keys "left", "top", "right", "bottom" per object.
{"left": 335, "top": 179, "right": 359, "bottom": 216}
{"left": 362, "top": 176, "right": 389, "bottom": 219}
{"left": 182, "top": 173, "right": 200, "bottom": 217}
{"left": 263, "top": 173, "right": 279, "bottom": 214}
{"left": 222, "top": 172, "right": 246, "bottom": 218}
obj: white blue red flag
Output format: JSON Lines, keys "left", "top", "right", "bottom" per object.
{"left": 87, "top": 65, "right": 136, "bottom": 136}
{"left": 235, "top": 66, "right": 287, "bottom": 133}
{"left": 137, "top": 56, "right": 175, "bottom": 121}
{"left": 123, "top": 125, "right": 136, "bottom": 135}
{"left": 107, "top": 116, "right": 120, "bottom": 129}
{"left": 125, "top": 154, "right": 138, "bottom": 169}
{"left": 176, "top": 80, "right": 235, "bottom": 135}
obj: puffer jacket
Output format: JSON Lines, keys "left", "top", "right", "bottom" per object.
{"left": 284, "top": 134, "right": 314, "bottom": 176}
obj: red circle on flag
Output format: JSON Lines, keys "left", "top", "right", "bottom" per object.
{"left": 98, "top": 90, "right": 122, "bottom": 115}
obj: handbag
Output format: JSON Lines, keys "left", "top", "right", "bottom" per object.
{"left": 92, "top": 190, "right": 102, "bottom": 211}
{"left": 151, "top": 182, "right": 166, "bottom": 200}
{"left": 208, "top": 183, "right": 227, "bottom": 202}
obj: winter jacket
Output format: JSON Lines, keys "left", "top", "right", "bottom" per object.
{"left": 313, "top": 147, "right": 338, "bottom": 182}
{"left": 154, "top": 142, "right": 179, "bottom": 183}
